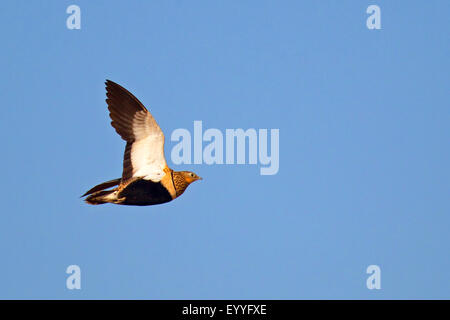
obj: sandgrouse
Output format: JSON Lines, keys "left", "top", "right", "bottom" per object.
{"left": 82, "top": 80, "right": 202, "bottom": 206}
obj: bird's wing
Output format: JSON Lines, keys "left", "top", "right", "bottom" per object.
{"left": 105, "top": 80, "right": 167, "bottom": 183}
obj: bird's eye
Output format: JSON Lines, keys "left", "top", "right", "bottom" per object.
{"left": 190, "top": 173, "right": 194, "bottom": 177}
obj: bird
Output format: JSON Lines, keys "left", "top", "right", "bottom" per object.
{"left": 82, "top": 80, "right": 202, "bottom": 206}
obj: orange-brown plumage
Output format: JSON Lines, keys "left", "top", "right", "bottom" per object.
{"left": 82, "top": 80, "right": 202, "bottom": 206}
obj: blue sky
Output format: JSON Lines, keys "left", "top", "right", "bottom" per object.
{"left": 0, "top": 1, "right": 448, "bottom": 299}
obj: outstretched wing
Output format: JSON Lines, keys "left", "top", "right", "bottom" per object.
{"left": 105, "top": 80, "right": 167, "bottom": 183}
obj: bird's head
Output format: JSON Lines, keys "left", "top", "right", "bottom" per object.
{"left": 172, "top": 170, "right": 202, "bottom": 198}
{"left": 180, "top": 171, "right": 203, "bottom": 184}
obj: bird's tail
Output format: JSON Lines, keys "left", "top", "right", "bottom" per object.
{"left": 85, "top": 190, "right": 116, "bottom": 205}
{"left": 82, "top": 178, "right": 121, "bottom": 205}
{"left": 82, "top": 178, "right": 121, "bottom": 197}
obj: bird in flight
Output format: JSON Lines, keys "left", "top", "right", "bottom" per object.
{"left": 82, "top": 80, "right": 202, "bottom": 206}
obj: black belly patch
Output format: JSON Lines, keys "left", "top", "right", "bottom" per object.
{"left": 118, "top": 179, "right": 173, "bottom": 206}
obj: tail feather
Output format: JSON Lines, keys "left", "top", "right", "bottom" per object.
{"left": 85, "top": 190, "right": 116, "bottom": 205}
{"left": 81, "top": 178, "right": 121, "bottom": 197}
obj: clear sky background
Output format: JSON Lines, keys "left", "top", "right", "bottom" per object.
{"left": 0, "top": 1, "right": 448, "bottom": 299}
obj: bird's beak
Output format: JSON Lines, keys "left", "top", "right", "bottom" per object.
{"left": 198, "top": 176, "right": 203, "bottom": 181}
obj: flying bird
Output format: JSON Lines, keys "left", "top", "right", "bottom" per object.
{"left": 82, "top": 80, "right": 202, "bottom": 206}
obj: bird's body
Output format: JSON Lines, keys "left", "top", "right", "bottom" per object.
{"left": 82, "top": 80, "right": 201, "bottom": 206}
